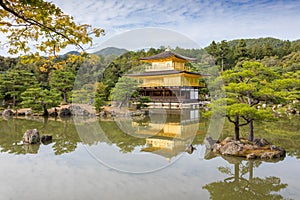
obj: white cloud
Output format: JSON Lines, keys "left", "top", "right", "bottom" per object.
{"left": 51, "top": 0, "right": 300, "bottom": 48}
{"left": 1, "top": 0, "right": 300, "bottom": 56}
{"left": 93, "top": 27, "right": 200, "bottom": 52}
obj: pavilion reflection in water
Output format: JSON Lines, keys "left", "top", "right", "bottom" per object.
{"left": 132, "top": 108, "right": 200, "bottom": 160}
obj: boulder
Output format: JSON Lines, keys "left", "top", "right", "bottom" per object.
{"left": 110, "top": 110, "right": 116, "bottom": 117}
{"left": 49, "top": 111, "right": 58, "bottom": 117}
{"left": 23, "top": 129, "right": 40, "bottom": 144}
{"left": 270, "top": 145, "right": 286, "bottom": 157}
{"left": 49, "top": 108, "right": 58, "bottom": 117}
{"left": 2, "top": 109, "right": 14, "bottom": 117}
{"left": 212, "top": 143, "right": 222, "bottom": 153}
{"left": 185, "top": 144, "right": 196, "bottom": 154}
{"left": 260, "top": 151, "right": 280, "bottom": 159}
{"left": 244, "top": 144, "right": 255, "bottom": 150}
{"left": 25, "top": 110, "right": 32, "bottom": 116}
{"left": 59, "top": 108, "right": 72, "bottom": 117}
{"left": 253, "top": 138, "right": 270, "bottom": 147}
{"left": 69, "top": 105, "right": 91, "bottom": 116}
{"left": 223, "top": 137, "right": 233, "bottom": 143}
{"left": 41, "top": 135, "right": 52, "bottom": 144}
{"left": 100, "top": 111, "right": 106, "bottom": 118}
{"left": 246, "top": 153, "right": 256, "bottom": 159}
{"left": 219, "top": 141, "right": 243, "bottom": 156}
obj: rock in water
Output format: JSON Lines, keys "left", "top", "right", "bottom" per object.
{"left": 2, "top": 109, "right": 13, "bottom": 117}
{"left": 186, "top": 144, "right": 197, "bottom": 154}
{"left": 41, "top": 135, "right": 52, "bottom": 144}
{"left": 23, "top": 129, "right": 40, "bottom": 144}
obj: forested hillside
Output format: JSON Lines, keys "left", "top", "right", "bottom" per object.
{"left": 0, "top": 37, "right": 299, "bottom": 115}
{"left": 94, "top": 47, "right": 128, "bottom": 57}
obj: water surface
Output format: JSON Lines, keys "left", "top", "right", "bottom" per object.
{"left": 0, "top": 113, "right": 299, "bottom": 200}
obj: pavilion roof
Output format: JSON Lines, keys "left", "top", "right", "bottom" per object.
{"left": 140, "top": 48, "right": 196, "bottom": 62}
{"left": 127, "top": 70, "right": 202, "bottom": 77}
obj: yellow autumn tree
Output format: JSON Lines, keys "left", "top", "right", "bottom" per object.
{"left": 0, "top": 0, "right": 104, "bottom": 56}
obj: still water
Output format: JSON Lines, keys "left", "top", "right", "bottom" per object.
{"left": 0, "top": 110, "right": 299, "bottom": 200}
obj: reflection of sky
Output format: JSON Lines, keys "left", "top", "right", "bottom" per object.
{"left": 254, "top": 156, "right": 300, "bottom": 199}
{"left": 0, "top": 143, "right": 299, "bottom": 200}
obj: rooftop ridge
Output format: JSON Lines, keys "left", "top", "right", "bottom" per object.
{"left": 127, "top": 70, "right": 202, "bottom": 77}
{"left": 140, "top": 48, "right": 196, "bottom": 61}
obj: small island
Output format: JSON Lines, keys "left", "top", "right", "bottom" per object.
{"left": 209, "top": 137, "right": 286, "bottom": 160}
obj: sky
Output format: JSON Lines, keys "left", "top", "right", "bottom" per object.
{"left": 2, "top": 0, "right": 300, "bottom": 55}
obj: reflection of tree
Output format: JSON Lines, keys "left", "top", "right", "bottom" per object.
{"left": 0, "top": 116, "right": 146, "bottom": 155}
{"left": 45, "top": 117, "right": 80, "bottom": 155}
{"left": 0, "top": 117, "right": 81, "bottom": 155}
{"left": 203, "top": 157, "right": 288, "bottom": 200}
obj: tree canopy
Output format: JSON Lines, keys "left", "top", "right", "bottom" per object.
{"left": 0, "top": 69, "right": 37, "bottom": 107}
{"left": 111, "top": 76, "right": 139, "bottom": 108}
{"left": 207, "top": 61, "right": 296, "bottom": 141}
{"left": 0, "top": 0, "right": 104, "bottom": 55}
{"left": 49, "top": 69, "right": 75, "bottom": 103}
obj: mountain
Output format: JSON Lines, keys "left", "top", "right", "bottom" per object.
{"left": 93, "top": 47, "right": 128, "bottom": 57}
{"left": 226, "top": 37, "right": 284, "bottom": 47}
{"left": 61, "top": 51, "right": 80, "bottom": 58}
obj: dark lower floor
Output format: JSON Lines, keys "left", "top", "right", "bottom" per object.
{"left": 139, "top": 86, "right": 200, "bottom": 103}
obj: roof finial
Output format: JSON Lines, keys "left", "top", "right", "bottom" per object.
{"left": 165, "top": 46, "right": 171, "bottom": 51}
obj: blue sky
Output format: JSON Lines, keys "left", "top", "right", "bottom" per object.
{"left": 50, "top": 0, "right": 300, "bottom": 51}
{"left": 2, "top": 0, "right": 300, "bottom": 55}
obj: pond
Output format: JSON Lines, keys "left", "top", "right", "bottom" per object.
{"left": 0, "top": 109, "right": 299, "bottom": 200}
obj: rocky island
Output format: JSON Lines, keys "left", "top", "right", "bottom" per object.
{"left": 209, "top": 137, "right": 286, "bottom": 160}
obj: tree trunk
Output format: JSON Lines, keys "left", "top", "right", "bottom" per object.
{"left": 42, "top": 104, "right": 49, "bottom": 116}
{"left": 234, "top": 115, "right": 240, "bottom": 141}
{"left": 249, "top": 161, "right": 253, "bottom": 183}
{"left": 248, "top": 118, "right": 254, "bottom": 141}
{"left": 234, "top": 163, "right": 239, "bottom": 183}
{"left": 63, "top": 92, "right": 67, "bottom": 103}
{"left": 13, "top": 95, "right": 16, "bottom": 107}
{"left": 221, "top": 57, "right": 224, "bottom": 72}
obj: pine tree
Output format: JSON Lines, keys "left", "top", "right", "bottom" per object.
{"left": 0, "top": 69, "right": 37, "bottom": 108}
{"left": 234, "top": 39, "right": 248, "bottom": 60}
{"left": 223, "top": 61, "right": 279, "bottom": 141}
{"left": 263, "top": 42, "right": 274, "bottom": 57}
{"left": 110, "top": 76, "right": 138, "bottom": 108}
{"left": 210, "top": 61, "right": 281, "bottom": 141}
{"left": 49, "top": 70, "right": 75, "bottom": 103}
{"left": 21, "top": 87, "right": 60, "bottom": 115}
{"left": 94, "top": 82, "right": 107, "bottom": 112}
{"left": 219, "top": 40, "right": 229, "bottom": 71}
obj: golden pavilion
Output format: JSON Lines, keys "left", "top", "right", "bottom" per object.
{"left": 128, "top": 47, "right": 204, "bottom": 109}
